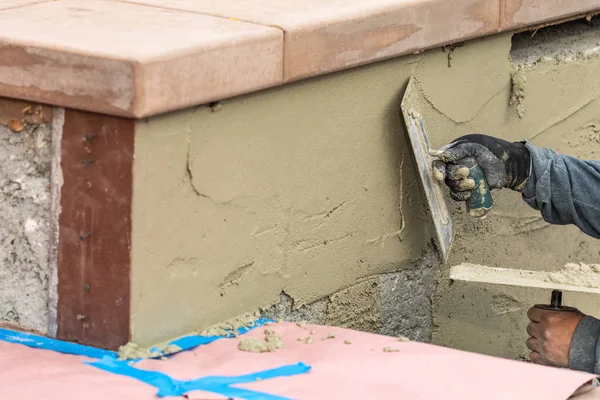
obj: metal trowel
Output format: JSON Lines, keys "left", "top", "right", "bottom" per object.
{"left": 400, "top": 76, "right": 494, "bottom": 263}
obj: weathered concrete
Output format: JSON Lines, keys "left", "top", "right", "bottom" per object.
{"left": 0, "top": 121, "right": 52, "bottom": 333}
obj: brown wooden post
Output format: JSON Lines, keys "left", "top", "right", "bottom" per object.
{"left": 55, "top": 109, "right": 134, "bottom": 350}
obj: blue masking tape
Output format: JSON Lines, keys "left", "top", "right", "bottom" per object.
{"left": 0, "top": 318, "right": 273, "bottom": 361}
{"left": 86, "top": 357, "right": 311, "bottom": 399}
{"left": 0, "top": 328, "right": 117, "bottom": 359}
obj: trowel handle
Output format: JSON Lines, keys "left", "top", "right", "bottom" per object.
{"left": 461, "top": 157, "right": 493, "bottom": 218}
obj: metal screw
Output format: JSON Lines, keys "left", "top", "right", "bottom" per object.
{"left": 79, "top": 232, "right": 92, "bottom": 240}
{"left": 83, "top": 284, "right": 91, "bottom": 292}
{"left": 83, "top": 134, "right": 98, "bottom": 142}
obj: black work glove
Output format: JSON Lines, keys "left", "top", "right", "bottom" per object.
{"left": 432, "top": 134, "right": 531, "bottom": 202}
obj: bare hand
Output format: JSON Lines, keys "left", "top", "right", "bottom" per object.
{"left": 526, "top": 307, "right": 585, "bottom": 367}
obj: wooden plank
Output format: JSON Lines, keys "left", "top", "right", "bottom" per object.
{"left": 55, "top": 109, "right": 134, "bottom": 350}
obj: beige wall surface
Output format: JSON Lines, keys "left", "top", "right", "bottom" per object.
{"left": 131, "top": 25, "right": 600, "bottom": 347}
{"left": 131, "top": 54, "right": 433, "bottom": 345}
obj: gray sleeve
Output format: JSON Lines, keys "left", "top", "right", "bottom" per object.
{"left": 569, "top": 315, "right": 600, "bottom": 373}
{"left": 520, "top": 142, "right": 600, "bottom": 239}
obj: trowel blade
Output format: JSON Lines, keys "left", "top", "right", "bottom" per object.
{"left": 400, "top": 76, "right": 453, "bottom": 263}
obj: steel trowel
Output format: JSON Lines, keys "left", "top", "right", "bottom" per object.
{"left": 400, "top": 76, "right": 493, "bottom": 263}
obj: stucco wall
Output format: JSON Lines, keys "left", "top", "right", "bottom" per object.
{"left": 131, "top": 20, "right": 600, "bottom": 346}
{"left": 131, "top": 53, "right": 435, "bottom": 345}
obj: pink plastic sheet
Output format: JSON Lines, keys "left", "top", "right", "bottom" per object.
{"left": 1, "top": 322, "right": 596, "bottom": 399}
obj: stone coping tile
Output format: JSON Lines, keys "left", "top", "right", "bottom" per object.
{"left": 0, "top": 0, "right": 53, "bottom": 11}
{"left": 501, "top": 0, "right": 600, "bottom": 31}
{"left": 118, "top": 0, "right": 500, "bottom": 81}
{"left": 0, "top": 0, "right": 283, "bottom": 117}
{"left": 0, "top": 0, "right": 599, "bottom": 117}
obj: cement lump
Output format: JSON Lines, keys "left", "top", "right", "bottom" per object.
{"left": 197, "top": 311, "right": 261, "bottom": 337}
{"left": 118, "top": 342, "right": 182, "bottom": 360}
{"left": 238, "top": 328, "right": 284, "bottom": 353}
{"left": 546, "top": 263, "right": 600, "bottom": 289}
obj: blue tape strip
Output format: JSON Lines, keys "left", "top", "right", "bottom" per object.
{"left": 86, "top": 357, "right": 310, "bottom": 399}
{"left": 0, "top": 328, "right": 117, "bottom": 359}
{"left": 0, "top": 318, "right": 273, "bottom": 361}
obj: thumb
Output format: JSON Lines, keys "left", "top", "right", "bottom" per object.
{"left": 436, "top": 140, "right": 479, "bottom": 163}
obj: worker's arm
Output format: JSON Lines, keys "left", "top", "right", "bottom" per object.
{"left": 569, "top": 315, "right": 600, "bottom": 373}
{"left": 433, "top": 134, "right": 600, "bottom": 239}
{"left": 522, "top": 143, "right": 600, "bottom": 239}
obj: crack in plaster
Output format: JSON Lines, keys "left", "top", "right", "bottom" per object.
{"left": 184, "top": 118, "right": 253, "bottom": 212}
{"left": 414, "top": 74, "right": 511, "bottom": 126}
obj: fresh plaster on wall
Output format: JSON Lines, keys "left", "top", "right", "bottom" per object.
{"left": 131, "top": 53, "right": 434, "bottom": 345}
{"left": 130, "top": 19, "right": 600, "bottom": 347}
{"left": 0, "top": 121, "right": 52, "bottom": 333}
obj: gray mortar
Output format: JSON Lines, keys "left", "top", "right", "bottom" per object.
{"left": 511, "top": 17, "right": 600, "bottom": 68}
{"left": 47, "top": 108, "right": 63, "bottom": 337}
{"left": 379, "top": 248, "right": 437, "bottom": 342}
{"left": 262, "top": 245, "right": 439, "bottom": 342}
{"left": 0, "top": 122, "right": 52, "bottom": 333}
{"left": 261, "top": 291, "right": 329, "bottom": 324}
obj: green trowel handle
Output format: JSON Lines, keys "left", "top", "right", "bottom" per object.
{"left": 462, "top": 157, "right": 493, "bottom": 218}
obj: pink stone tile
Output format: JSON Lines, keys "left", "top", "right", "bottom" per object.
{"left": 0, "top": 0, "right": 282, "bottom": 117}
{"left": 0, "top": 0, "right": 53, "bottom": 11}
{"left": 118, "top": 0, "right": 500, "bottom": 81}
{"left": 501, "top": 0, "right": 600, "bottom": 30}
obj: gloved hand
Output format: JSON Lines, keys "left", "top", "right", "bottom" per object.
{"left": 432, "top": 134, "right": 531, "bottom": 202}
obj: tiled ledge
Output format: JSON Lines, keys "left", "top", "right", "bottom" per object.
{"left": 0, "top": 0, "right": 599, "bottom": 118}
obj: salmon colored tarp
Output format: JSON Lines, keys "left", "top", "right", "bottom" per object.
{"left": 0, "top": 322, "right": 595, "bottom": 399}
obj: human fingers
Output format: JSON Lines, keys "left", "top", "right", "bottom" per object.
{"left": 432, "top": 160, "right": 446, "bottom": 184}
{"left": 528, "top": 350, "right": 545, "bottom": 365}
{"left": 526, "top": 336, "right": 540, "bottom": 353}
{"left": 526, "top": 321, "right": 542, "bottom": 338}
{"left": 527, "top": 307, "right": 543, "bottom": 323}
